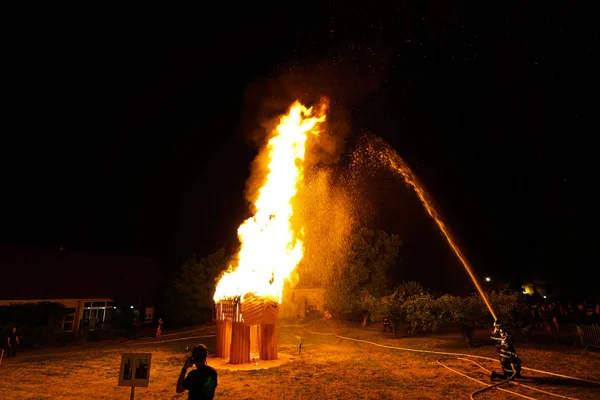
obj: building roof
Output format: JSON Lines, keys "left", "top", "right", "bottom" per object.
{"left": 0, "top": 243, "right": 158, "bottom": 301}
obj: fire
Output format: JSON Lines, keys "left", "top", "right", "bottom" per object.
{"left": 213, "top": 100, "right": 327, "bottom": 303}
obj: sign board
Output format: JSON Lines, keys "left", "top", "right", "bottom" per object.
{"left": 119, "top": 353, "right": 152, "bottom": 388}
{"left": 144, "top": 307, "right": 154, "bottom": 324}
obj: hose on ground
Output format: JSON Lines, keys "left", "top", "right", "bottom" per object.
{"left": 448, "top": 357, "right": 577, "bottom": 399}
{"left": 285, "top": 325, "right": 599, "bottom": 399}
{"left": 436, "top": 359, "right": 527, "bottom": 399}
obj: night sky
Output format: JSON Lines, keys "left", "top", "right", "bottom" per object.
{"left": 2, "top": 4, "right": 598, "bottom": 296}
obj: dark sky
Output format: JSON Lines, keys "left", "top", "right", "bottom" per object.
{"left": 2, "top": 4, "right": 598, "bottom": 296}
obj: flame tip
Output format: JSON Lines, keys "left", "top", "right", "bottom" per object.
{"left": 214, "top": 100, "right": 327, "bottom": 304}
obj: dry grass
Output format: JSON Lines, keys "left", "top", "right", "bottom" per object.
{"left": 1, "top": 322, "right": 599, "bottom": 399}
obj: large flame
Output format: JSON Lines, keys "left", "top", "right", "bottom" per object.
{"left": 213, "top": 101, "right": 327, "bottom": 303}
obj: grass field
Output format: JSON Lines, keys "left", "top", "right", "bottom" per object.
{"left": 1, "top": 322, "right": 599, "bottom": 399}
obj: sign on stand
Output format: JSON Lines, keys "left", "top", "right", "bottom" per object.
{"left": 118, "top": 352, "right": 152, "bottom": 399}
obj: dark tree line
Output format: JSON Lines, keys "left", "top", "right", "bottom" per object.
{"left": 165, "top": 248, "right": 228, "bottom": 325}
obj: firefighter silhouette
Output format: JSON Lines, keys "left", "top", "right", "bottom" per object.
{"left": 490, "top": 321, "right": 522, "bottom": 381}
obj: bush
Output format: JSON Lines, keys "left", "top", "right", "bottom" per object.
{"left": 359, "top": 281, "right": 522, "bottom": 343}
{"left": 324, "top": 229, "right": 402, "bottom": 319}
{"left": 0, "top": 302, "right": 67, "bottom": 348}
{"left": 437, "top": 294, "right": 483, "bottom": 345}
{"left": 360, "top": 287, "right": 411, "bottom": 337}
{"left": 487, "top": 291, "right": 521, "bottom": 328}
{"left": 402, "top": 293, "right": 444, "bottom": 335}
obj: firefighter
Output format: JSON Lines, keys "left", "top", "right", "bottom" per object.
{"left": 382, "top": 316, "right": 392, "bottom": 332}
{"left": 491, "top": 320, "right": 503, "bottom": 342}
{"left": 490, "top": 321, "right": 522, "bottom": 381}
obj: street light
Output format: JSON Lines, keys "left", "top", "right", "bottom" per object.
{"left": 130, "top": 305, "right": 134, "bottom": 309}
{"left": 485, "top": 277, "right": 491, "bottom": 282}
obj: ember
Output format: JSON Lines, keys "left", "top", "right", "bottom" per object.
{"left": 214, "top": 100, "right": 327, "bottom": 364}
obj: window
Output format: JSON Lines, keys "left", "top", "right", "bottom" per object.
{"left": 81, "top": 301, "right": 111, "bottom": 329}
{"left": 62, "top": 308, "right": 76, "bottom": 332}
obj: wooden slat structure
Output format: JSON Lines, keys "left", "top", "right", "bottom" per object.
{"left": 215, "top": 319, "right": 232, "bottom": 358}
{"left": 229, "top": 322, "right": 250, "bottom": 364}
{"left": 215, "top": 294, "right": 279, "bottom": 364}
{"left": 249, "top": 325, "right": 260, "bottom": 357}
{"left": 215, "top": 301, "right": 233, "bottom": 358}
{"left": 259, "top": 323, "right": 277, "bottom": 360}
{"left": 241, "top": 293, "right": 279, "bottom": 325}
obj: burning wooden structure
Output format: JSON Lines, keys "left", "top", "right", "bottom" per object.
{"left": 212, "top": 101, "right": 328, "bottom": 365}
{"left": 215, "top": 294, "right": 279, "bottom": 364}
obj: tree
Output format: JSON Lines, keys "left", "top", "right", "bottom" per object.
{"left": 361, "top": 291, "right": 401, "bottom": 337}
{"left": 437, "top": 294, "right": 482, "bottom": 345}
{"left": 436, "top": 291, "right": 520, "bottom": 345}
{"left": 508, "top": 275, "right": 524, "bottom": 295}
{"left": 401, "top": 293, "right": 444, "bottom": 335}
{"left": 325, "top": 228, "right": 401, "bottom": 322}
{"left": 360, "top": 281, "right": 425, "bottom": 337}
{"left": 487, "top": 290, "right": 520, "bottom": 327}
{"left": 393, "top": 281, "right": 425, "bottom": 298}
{"left": 165, "top": 249, "right": 228, "bottom": 325}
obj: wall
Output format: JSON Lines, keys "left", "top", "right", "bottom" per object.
{"left": 0, "top": 298, "right": 112, "bottom": 332}
{"left": 281, "top": 287, "right": 325, "bottom": 318}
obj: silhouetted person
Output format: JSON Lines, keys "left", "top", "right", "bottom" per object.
{"left": 156, "top": 318, "right": 164, "bottom": 339}
{"left": 548, "top": 303, "right": 558, "bottom": 332}
{"left": 382, "top": 317, "right": 391, "bottom": 332}
{"left": 81, "top": 317, "right": 90, "bottom": 342}
{"left": 132, "top": 317, "right": 139, "bottom": 340}
{"left": 123, "top": 359, "right": 132, "bottom": 380}
{"left": 176, "top": 344, "right": 218, "bottom": 400}
{"left": 136, "top": 362, "right": 148, "bottom": 379}
{"left": 7, "top": 327, "right": 19, "bottom": 358}
{"left": 538, "top": 305, "right": 549, "bottom": 330}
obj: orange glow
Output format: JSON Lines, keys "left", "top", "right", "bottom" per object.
{"left": 214, "top": 101, "right": 327, "bottom": 303}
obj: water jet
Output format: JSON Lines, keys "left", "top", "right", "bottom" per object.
{"left": 357, "top": 136, "right": 498, "bottom": 321}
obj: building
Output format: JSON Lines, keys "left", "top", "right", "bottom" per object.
{"left": 281, "top": 285, "right": 325, "bottom": 319}
{"left": 0, "top": 243, "right": 159, "bottom": 333}
{"left": 521, "top": 279, "right": 550, "bottom": 297}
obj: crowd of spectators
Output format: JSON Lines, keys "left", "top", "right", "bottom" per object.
{"left": 525, "top": 300, "right": 599, "bottom": 332}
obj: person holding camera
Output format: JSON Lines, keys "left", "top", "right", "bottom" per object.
{"left": 176, "top": 344, "right": 218, "bottom": 399}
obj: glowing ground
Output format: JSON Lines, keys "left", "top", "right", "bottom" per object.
{"left": 1, "top": 323, "right": 598, "bottom": 399}
{"left": 210, "top": 352, "right": 293, "bottom": 371}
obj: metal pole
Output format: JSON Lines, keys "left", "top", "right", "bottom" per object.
{"left": 130, "top": 386, "right": 135, "bottom": 400}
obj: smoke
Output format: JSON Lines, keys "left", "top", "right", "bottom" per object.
{"left": 242, "top": 83, "right": 348, "bottom": 170}
{"left": 241, "top": 41, "right": 391, "bottom": 165}
{"left": 240, "top": 44, "right": 392, "bottom": 289}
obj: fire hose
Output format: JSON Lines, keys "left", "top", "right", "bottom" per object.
{"left": 284, "top": 325, "right": 600, "bottom": 399}
{"left": 437, "top": 357, "right": 578, "bottom": 399}
{"left": 437, "top": 359, "right": 524, "bottom": 399}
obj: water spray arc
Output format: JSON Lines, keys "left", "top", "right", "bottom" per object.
{"left": 361, "top": 137, "right": 498, "bottom": 321}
